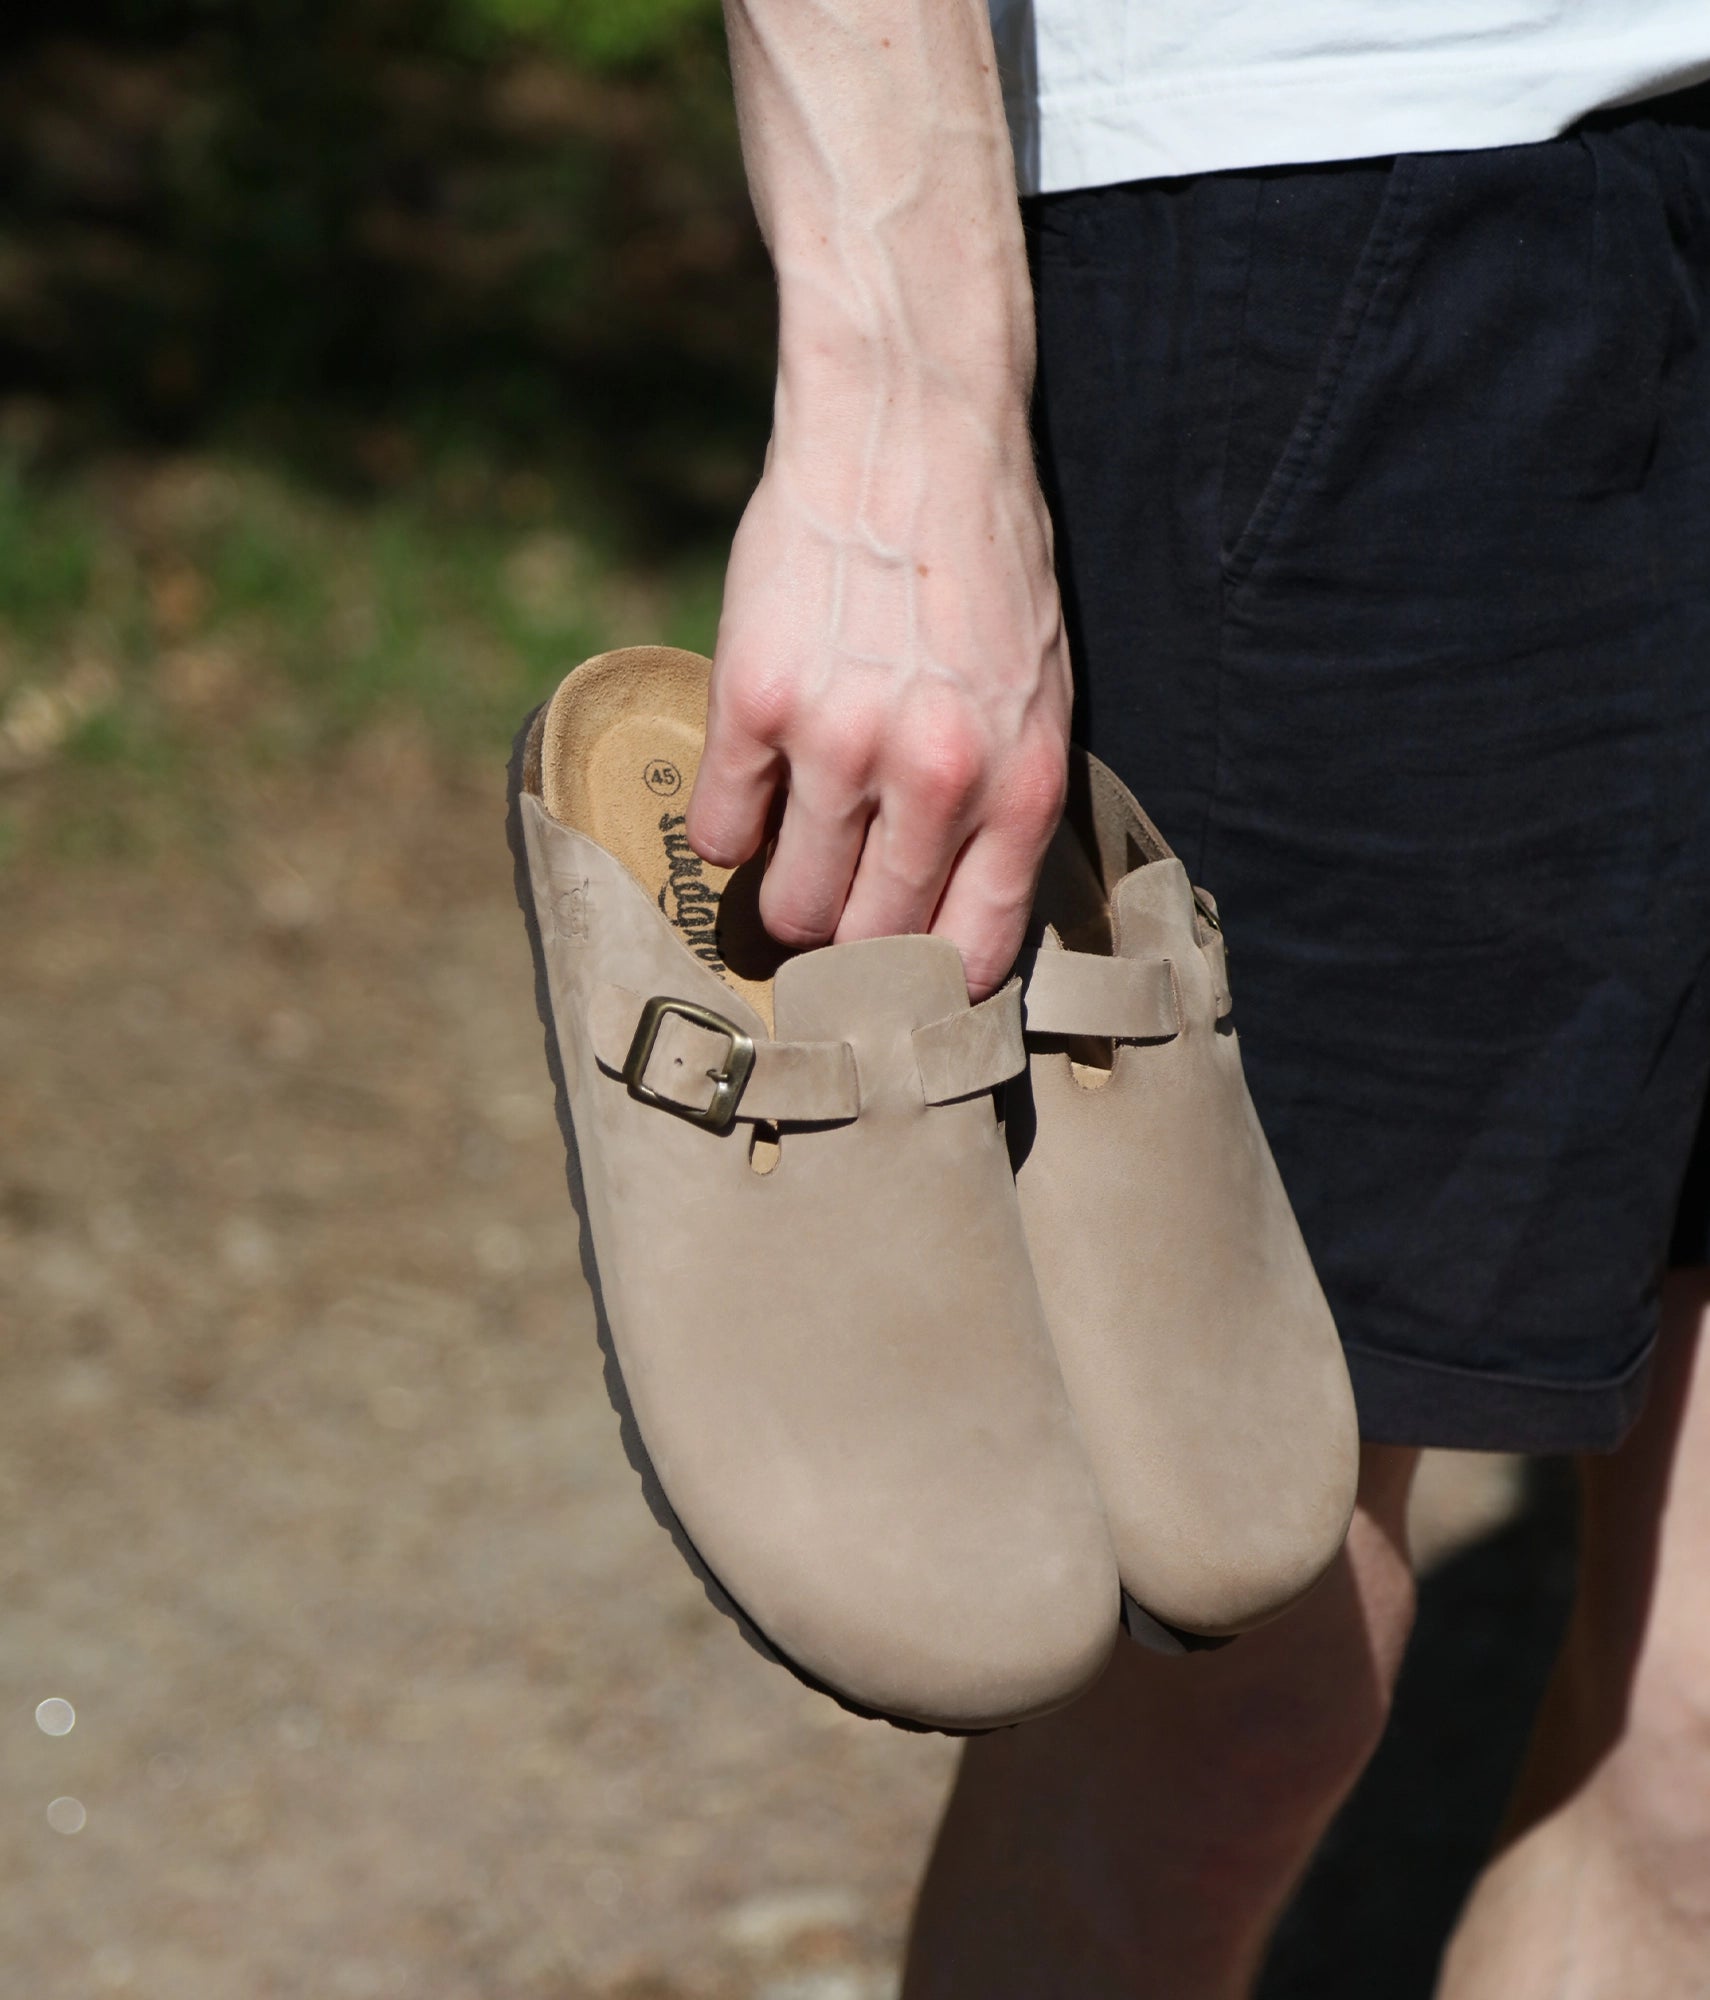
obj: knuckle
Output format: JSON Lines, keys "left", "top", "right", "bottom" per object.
{"left": 714, "top": 662, "right": 796, "bottom": 745}
{"left": 886, "top": 853, "right": 950, "bottom": 903}
{"left": 682, "top": 799, "right": 751, "bottom": 868}
{"left": 958, "top": 935, "right": 1020, "bottom": 1001}
{"left": 868, "top": 819, "right": 953, "bottom": 901}
{"left": 766, "top": 912, "right": 835, "bottom": 950}
{"left": 941, "top": 902, "right": 1029, "bottom": 1000}
{"left": 898, "top": 727, "right": 985, "bottom": 817}
{"left": 964, "top": 867, "right": 1037, "bottom": 940}
{"left": 758, "top": 881, "right": 835, "bottom": 950}
{"left": 1000, "top": 743, "right": 1070, "bottom": 839}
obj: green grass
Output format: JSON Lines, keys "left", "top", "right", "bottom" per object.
{"left": 0, "top": 463, "right": 101, "bottom": 640}
{"left": 0, "top": 451, "right": 729, "bottom": 867}
{"left": 454, "top": 0, "right": 722, "bottom": 66}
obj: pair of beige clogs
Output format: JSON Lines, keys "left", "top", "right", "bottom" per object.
{"left": 511, "top": 647, "right": 1358, "bottom": 1732}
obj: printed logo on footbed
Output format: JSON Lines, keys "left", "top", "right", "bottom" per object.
{"left": 657, "top": 811, "right": 724, "bottom": 969}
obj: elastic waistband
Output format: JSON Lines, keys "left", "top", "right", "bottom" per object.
{"left": 1575, "top": 75, "right": 1710, "bottom": 136}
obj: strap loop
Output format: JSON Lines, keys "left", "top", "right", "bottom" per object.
{"left": 1199, "top": 931, "right": 1233, "bottom": 1020}
{"left": 1023, "top": 952, "right": 1180, "bottom": 1041}
{"left": 912, "top": 978, "right": 1027, "bottom": 1105}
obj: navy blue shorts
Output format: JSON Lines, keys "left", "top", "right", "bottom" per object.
{"left": 1029, "top": 84, "right": 1710, "bottom": 1453}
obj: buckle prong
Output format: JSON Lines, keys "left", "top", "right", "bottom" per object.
{"left": 621, "top": 995, "right": 756, "bottom": 1132}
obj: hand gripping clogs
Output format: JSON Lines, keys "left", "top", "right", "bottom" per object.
{"left": 1013, "top": 750, "right": 1361, "bottom": 1647}
{"left": 510, "top": 647, "right": 1119, "bottom": 1731}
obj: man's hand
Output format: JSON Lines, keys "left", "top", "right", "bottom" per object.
{"left": 689, "top": 386, "right": 1071, "bottom": 1000}
{"left": 685, "top": 0, "right": 1070, "bottom": 1000}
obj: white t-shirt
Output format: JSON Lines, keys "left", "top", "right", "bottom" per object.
{"left": 992, "top": 1, "right": 1710, "bottom": 195}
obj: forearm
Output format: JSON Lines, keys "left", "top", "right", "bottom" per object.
{"left": 725, "top": 0, "right": 1034, "bottom": 430}
{"left": 693, "top": 2, "right": 1067, "bottom": 998}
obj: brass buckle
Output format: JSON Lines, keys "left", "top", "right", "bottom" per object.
{"left": 621, "top": 995, "right": 755, "bottom": 1132}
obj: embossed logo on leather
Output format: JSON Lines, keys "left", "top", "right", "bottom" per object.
{"left": 657, "top": 811, "right": 724, "bottom": 968}
{"left": 553, "top": 879, "right": 590, "bottom": 943}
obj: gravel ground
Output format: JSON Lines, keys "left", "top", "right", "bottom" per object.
{"left": 0, "top": 740, "right": 1555, "bottom": 1998}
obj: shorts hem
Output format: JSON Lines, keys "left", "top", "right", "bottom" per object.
{"left": 1345, "top": 1334, "right": 1658, "bottom": 1455}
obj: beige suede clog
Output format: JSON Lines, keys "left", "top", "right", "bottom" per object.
{"left": 1014, "top": 750, "right": 1361, "bottom": 1646}
{"left": 510, "top": 648, "right": 1119, "bottom": 1731}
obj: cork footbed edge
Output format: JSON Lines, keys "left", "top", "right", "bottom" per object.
{"left": 533, "top": 646, "right": 778, "bottom": 1030}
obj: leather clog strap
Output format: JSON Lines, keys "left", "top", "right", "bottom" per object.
{"left": 1023, "top": 952, "right": 1180, "bottom": 1041}
{"left": 592, "top": 977, "right": 1027, "bottom": 1124}
{"left": 912, "top": 978, "right": 1027, "bottom": 1105}
{"left": 590, "top": 984, "right": 860, "bottom": 1125}
{"left": 1198, "top": 930, "right": 1233, "bottom": 1019}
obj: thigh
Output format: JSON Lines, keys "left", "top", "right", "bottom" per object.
{"left": 1031, "top": 98, "right": 1710, "bottom": 1454}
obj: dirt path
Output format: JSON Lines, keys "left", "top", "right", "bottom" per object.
{"left": 0, "top": 745, "right": 1530, "bottom": 1998}
{"left": 1, "top": 749, "right": 954, "bottom": 1999}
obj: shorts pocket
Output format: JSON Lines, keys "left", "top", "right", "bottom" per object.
{"left": 1221, "top": 155, "right": 1418, "bottom": 588}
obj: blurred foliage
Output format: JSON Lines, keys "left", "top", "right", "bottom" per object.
{"left": 0, "top": 0, "right": 770, "bottom": 547}
{"left": 454, "top": 0, "right": 724, "bottom": 67}
{"left": 0, "top": 2, "right": 765, "bottom": 862}
{"left": 0, "top": 450, "right": 726, "bottom": 864}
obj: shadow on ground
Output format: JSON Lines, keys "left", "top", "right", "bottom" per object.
{"left": 1261, "top": 1462, "right": 1578, "bottom": 2000}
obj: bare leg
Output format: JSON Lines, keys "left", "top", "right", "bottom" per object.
{"left": 1439, "top": 1270, "right": 1710, "bottom": 1998}
{"left": 901, "top": 1444, "right": 1419, "bottom": 2000}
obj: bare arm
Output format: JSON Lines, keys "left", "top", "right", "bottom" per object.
{"left": 685, "top": 0, "right": 1069, "bottom": 999}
